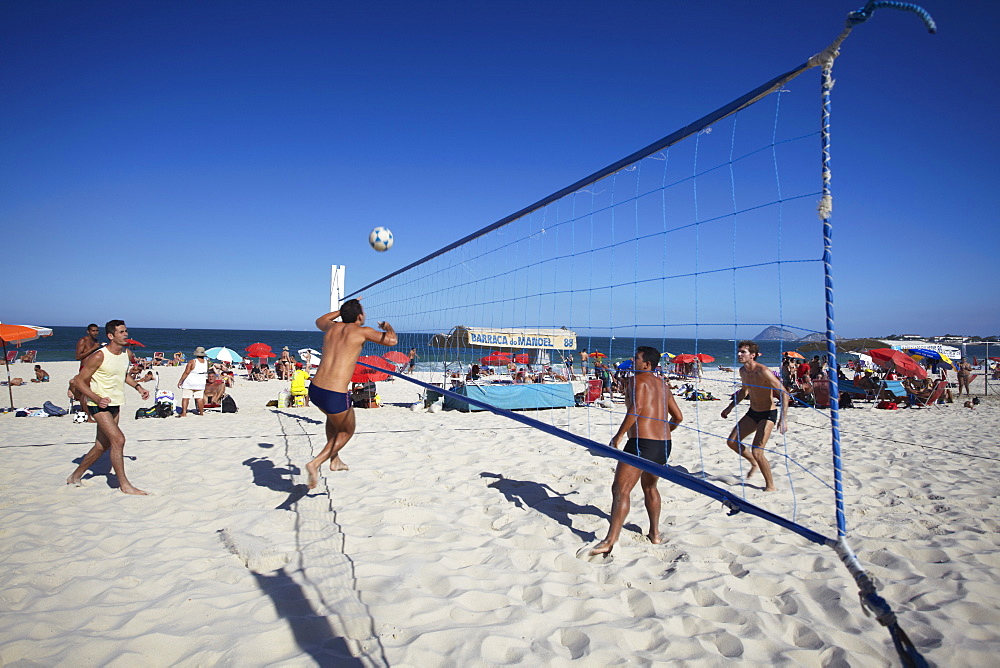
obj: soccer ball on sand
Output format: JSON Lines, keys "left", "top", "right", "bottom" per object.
{"left": 368, "top": 226, "right": 393, "bottom": 252}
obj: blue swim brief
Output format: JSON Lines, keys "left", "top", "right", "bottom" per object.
{"left": 308, "top": 383, "right": 351, "bottom": 415}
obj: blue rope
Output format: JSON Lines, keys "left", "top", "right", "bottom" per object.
{"left": 848, "top": 1, "right": 937, "bottom": 33}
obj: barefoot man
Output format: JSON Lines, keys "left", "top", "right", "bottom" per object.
{"left": 68, "top": 320, "right": 150, "bottom": 495}
{"left": 74, "top": 323, "right": 102, "bottom": 422}
{"left": 305, "top": 299, "right": 397, "bottom": 489}
{"left": 589, "top": 346, "right": 683, "bottom": 557}
{"left": 720, "top": 340, "right": 788, "bottom": 492}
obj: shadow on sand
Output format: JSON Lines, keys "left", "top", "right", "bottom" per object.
{"left": 481, "top": 472, "right": 643, "bottom": 541}
{"left": 251, "top": 568, "right": 364, "bottom": 666}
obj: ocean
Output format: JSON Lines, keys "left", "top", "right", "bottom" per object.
{"left": 18, "top": 326, "right": 994, "bottom": 370}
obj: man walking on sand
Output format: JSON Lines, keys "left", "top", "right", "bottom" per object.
{"left": 589, "top": 346, "right": 683, "bottom": 557}
{"left": 305, "top": 299, "right": 397, "bottom": 489}
{"left": 68, "top": 320, "right": 150, "bottom": 495}
{"left": 720, "top": 340, "right": 789, "bottom": 492}
{"left": 74, "top": 323, "right": 102, "bottom": 422}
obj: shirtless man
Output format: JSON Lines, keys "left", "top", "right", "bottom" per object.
{"left": 589, "top": 346, "right": 683, "bottom": 557}
{"left": 720, "top": 340, "right": 788, "bottom": 492}
{"left": 68, "top": 320, "right": 150, "bottom": 495}
{"left": 74, "top": 323, "right": 102, "bottom": 422}
{"left": 304, "top": 299, "right": 397, "bottom": 489}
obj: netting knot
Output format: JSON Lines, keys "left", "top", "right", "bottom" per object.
{"left": 817, "top": 195, "right": 833, "bottom": 221}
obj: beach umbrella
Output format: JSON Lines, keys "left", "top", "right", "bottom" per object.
{"left": 383, "top": 351, "right": 409, "bottom": 365}
{"left": 480, "top": 354, "right": 511, "bottom": 364}
{"left": 124, "top": 338, "right": 145, "bottom": 347}
{"left": 589, "top": 351, "right": 607, "bottom": 359}
{"left": 783, "top": 351, "right": 805, "bottom": 359}
{"left": 298, "top": 348, "right": 322, "bottom": 368}
{"left": 352, "top": 355, "right": 393, "bottom": 383}
{"left": 618, "top": 359, "right": 633, "bottom": 370}
{"left": 868, "top": 348, "right": 927, "bottom": 379}
{"left": 905, "top": 348, "right": 954, "bottom": 371}
{"left": 691, "top": 353, "right": 714, "bottom": 363}
{"left": 205, "top": 346, "right": 243, "bottom": 364}
{"left": 513, "top": 353, "right": 530, "bottom": 364}
{"left": 489, "top": 350, "right": 512, "bottom": 357}
{"left": 0, "top": 323, "right": 54, "bottom": 410}
{"left": 244, "top": 342, "right": 272, "bottom": 357}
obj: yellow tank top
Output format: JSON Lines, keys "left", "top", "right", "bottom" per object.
{"left": 88, "top": 346, "right": 129, "bottom": 406}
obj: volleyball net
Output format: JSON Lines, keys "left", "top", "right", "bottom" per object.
{"left": 348, "top": 4, "right": 936, "bottom": 665}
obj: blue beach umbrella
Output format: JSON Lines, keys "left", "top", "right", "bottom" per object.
{"left": 205, "top": 346, "right": 243, "bottom": 364}
{"left": 905, "top": 348, "right": 954, "bottom": 370}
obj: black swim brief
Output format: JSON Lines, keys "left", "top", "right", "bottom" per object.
{"left": 87, "top": 405, "right": 121, "bottom": 417}
{"left": 624, "top": 437, "right": 671, "bottom": 465}
{"left": 747, "top": 408, "right": 777, "bottom": 424}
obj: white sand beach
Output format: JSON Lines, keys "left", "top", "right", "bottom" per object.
{"left": 1, "top": 361, "right": 998, "bottom": 666}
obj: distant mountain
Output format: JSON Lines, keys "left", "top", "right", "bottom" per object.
{"left": 753, "top": 326, "right": 798, "bottom": 341}
{"left": 796, "top": 332, "right": 827, "bottom": 343}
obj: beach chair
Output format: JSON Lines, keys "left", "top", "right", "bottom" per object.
{"left": 838, "top": 378, "right": 875, "bottom": 402}
{"left": 19, "top": 350, "right": 36, "bottom": 363}
{"left": 874, "top": 379, "right": 907, "bottom": 404}
{"left": 907, "top": 380, "right": 947, "bottom": 409}
{"left": 4, "top": 350, "right": 16, "bottom": 364}
{"left": 152, "top": 352, "right": 165, "bottom": 366}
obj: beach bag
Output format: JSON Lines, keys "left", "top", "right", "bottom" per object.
{"left": 156, "top": 401, "right": 173, "bottom": 418}
{"left": 839, "top": 392, "right": 854, "bottom": 408}
{"left": 135, "top": 406, "right": 159, "bottom": 420}
{"left": 876, "top": 400, "right": 898, "bottom": 410}
{"left": 221, "top": 395, "right": 238, "bottom": 413}
{"left": 43, "top": 401, "right": 68, "bottom": 417}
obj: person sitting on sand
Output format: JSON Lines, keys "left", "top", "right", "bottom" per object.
{"left": 304, "top": 299, "right": 396, "bottom": 489}
{"left": 203, "top": 371, "right": 227, "bottom": 406}
{"left": 720, "top": 341, "right": 789, "bottom": 492}
{"left": 31, "top": 365, "right": 49, "bottom": 382}
{"left": 588, "top": 346, "right": 682, "bottom": 557}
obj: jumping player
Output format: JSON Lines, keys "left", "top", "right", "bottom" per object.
{"left": 304, "top": 299, "right": 397, "bottom": 489}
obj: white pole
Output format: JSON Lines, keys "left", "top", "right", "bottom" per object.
{"left": 330, "top": 265, "right": 346, "bottom": 313}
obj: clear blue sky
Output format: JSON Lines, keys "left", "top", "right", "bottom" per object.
{"left": 2, "top": 1, "right": 996, "bottom": 336}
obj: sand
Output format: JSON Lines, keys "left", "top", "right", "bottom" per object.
{"left": 1, "top": 360, "right": 998, "bottom": 666}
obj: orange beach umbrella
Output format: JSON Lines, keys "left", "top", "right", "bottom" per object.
{"left": 0, "top": 323, "right": 54, "bottom": 410}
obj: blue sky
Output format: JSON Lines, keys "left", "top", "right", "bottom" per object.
{"left": 2, "top": 1, "right": 997, "bottom": 336}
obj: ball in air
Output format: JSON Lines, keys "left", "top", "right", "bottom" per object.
{"left": 369, "top": 226, "right": 393, "bottom": 252}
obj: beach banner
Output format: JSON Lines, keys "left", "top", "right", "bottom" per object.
{"left": 428, "top": 326, "right": 577, "bottom": 351}
{"left": 465, "top": 327, "right": 577, "bottom": 350}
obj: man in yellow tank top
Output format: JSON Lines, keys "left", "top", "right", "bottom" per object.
{"left": 68, "top": 320, "right": 150, "bottom": 495}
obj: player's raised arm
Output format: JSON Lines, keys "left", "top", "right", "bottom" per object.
{"left": 365, "top": 321, "right": 397, "bottom": 347}
{"left": 315, "top": 309, "right": 342, "bottom": 331}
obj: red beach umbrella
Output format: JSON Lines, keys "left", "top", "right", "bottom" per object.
{"left": 692, "top": 353, "right": 715, "bottom": 363}
{"left": 480, "top": 354, "right": 510, "bottom": 365}
{"left": 244, "top": 342, "right": 273, "bottom": 357}
{"left": 353, "top": 355, "right": 393, "bottom": 383}
{"left": 868, "top": 348, "right": 927, "bottom": 379}
{"left": 383, "top": 351, "right": 410, "bottom": 365}
{"left": 513, "top": 354, "right": 530, "bottom": 364}
{"left": 124, "top": 338, "right": 145, "bottom": 347}
{"left": 671, "top": 354, "right": 696, "bottom": 364}
{"left": 589, "top": 351, "right": 607, "bottom": 359}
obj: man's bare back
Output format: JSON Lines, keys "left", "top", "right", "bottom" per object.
{"left": 311, "top": 320, "right": 393, "bottom": 392}
{"left": 305, "top": 301, "right": 397, "bottom": 489}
